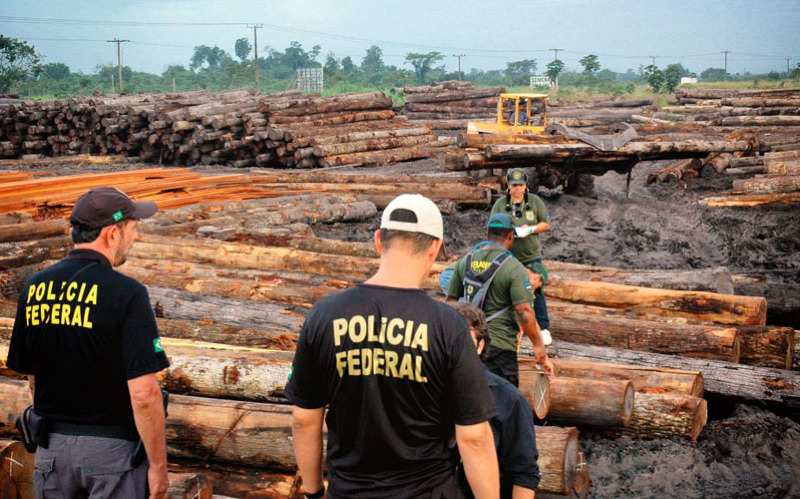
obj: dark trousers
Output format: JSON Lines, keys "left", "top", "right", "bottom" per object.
{"left": 533, "top": 288, "right": 550, "bottom": 330}
{"left": 34, "top": 433, "right": 147, "bottom": 499}
{"left": 484, "top": 346, "right": 519, "bottom": 387}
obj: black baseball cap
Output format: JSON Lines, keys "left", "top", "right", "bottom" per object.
{"left": 70, "top": 187, "right": 157, "bottom": 229}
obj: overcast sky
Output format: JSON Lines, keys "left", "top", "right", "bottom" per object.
{"left": 2, "top": 0, "right": 798, "bottom": 76}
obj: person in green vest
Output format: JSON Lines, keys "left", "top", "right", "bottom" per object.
{"left": 490, "top": 168, "right": 553, "bottom": 345}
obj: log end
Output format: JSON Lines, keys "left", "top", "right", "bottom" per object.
{"left": 691, "top": 398, "right": 708, "bottom": 443}
{"left": 620, "top": 381, "right": 635, "bottom": 425}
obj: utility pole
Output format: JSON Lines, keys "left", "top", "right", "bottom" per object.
{"left": 106, "top": 38, "right": 130, "bottom": 93}
{"left": 248, "top": 24, "right": 263, "bottom": 91}
{"left": 721, "top": 50, "right": 730, "bottom": 74}
{"left": 452, "top": 54, "right": 466, "bottom": 78}
{"left": 787, "top": 57, "right": 792, "bottom": 75}
{"left": 649, "top": 55, "right": 657, "bottom": 66}
{"left": 548, "top": 48, "right": 563, "bottom": 89}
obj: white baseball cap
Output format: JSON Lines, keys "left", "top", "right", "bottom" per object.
{"left": 380, "top": 194, "right": 443, "bottom": 240}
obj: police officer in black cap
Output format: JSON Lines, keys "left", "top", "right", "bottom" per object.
{"left": 7, "top": 187, "right": 170, "bottom": 499}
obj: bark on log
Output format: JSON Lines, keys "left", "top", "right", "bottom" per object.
{"left": 309, "top": 127, "right": 431, "bottom": 146}
{"left": 147, "top": 286, "right": 304, "bottom": 331}
{"left": 620, "top": 392, "right": 707, "bottom": 441}
{"left": 763, "top": 162, "right": 800, "bottom": 176}
{"left": 319, "top": 144, "right": 438, "bottom": 167}
{"left": 646, "top": 158, "right": 701, "bottom": 184}
{"left": 546, "top": 376, "right": 634, "bottom": 427}
{"left": 168, "top": 464, "right": 303, "bottom": 499}
{"left": 764, "top": 150, "right": 800, "bottom": 163}
{"left": 700, "top": 191, "right": 800, "bottom": 207}
{"left": 484, "top": 140, "right": 752, "bottom": 161}
{"left": 550, "top": 359, "right": 703, "bottom": 397}
{"left": 721, "top": 116, "right": 800, "bottom": 126}
{"left": 0, "top": 439, "right": 34, "bottom": 499}
{"left": 534, "top": 426, "right": 579, "bottom": 496}
{"left": 537, "top": 340, "right": 800, "bottom": 408}
{"left": 0, "top": 219, "right": 68, "bottom": 243}
{"left": 157, "top": 340, "right": 294, "bottom": 403}
{"left": 405, "top": 87, "right": 505, "bottom": 103}
{"left": 545, "top": 278, "right": 767, "bottom": 326}
{"left": 311, "top": 134, "right": 436, "bottom": 156}
{"left": 167, "top": 472, "right": 213, "bottom": 499}
{"left": 157, "top": 318, "right": 298, "bottom": 350}
{"left": 739, "top": 326, "right": 795, "bottom": 369}
{"left": 732, "top": 175, "right": 800, "bottom": 194}
{"left": 546, "top": 304, "right": 742, "bottom": 363}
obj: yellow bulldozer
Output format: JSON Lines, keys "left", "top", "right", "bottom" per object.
{"left": 466, "top": 92, "right": 637, "bottom": 197}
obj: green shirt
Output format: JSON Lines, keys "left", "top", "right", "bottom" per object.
{"left": 490, "top": 194, "right": 550, "bottom": 264}
{"left": 447, "top": 242, "right": 534, "bottom": 352}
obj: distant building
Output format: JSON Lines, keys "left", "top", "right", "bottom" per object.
{"left": 530, "top": 75, "right": 553, "bottom": 88}
{"left": 680, "top": 77, "right": 698, "bottom": 86}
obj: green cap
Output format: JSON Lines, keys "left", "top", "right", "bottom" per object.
{"left": 487, "top": 213, "right": 514, "bottom": 229}
{"left": 506, "top": 168, "right": 528, "bottom": 186}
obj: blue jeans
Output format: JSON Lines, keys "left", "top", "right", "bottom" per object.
{"left": 533, "top": 288, "right": 550, "bottom": 330}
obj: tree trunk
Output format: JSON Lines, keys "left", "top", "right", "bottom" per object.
{"left": 550, "top": 358, "right": 703, "bottom": 397}
{"left": 739, "top": 326, "right": 795, "bottom": 369}
{"left": 319, "top": 144, "right": 438, "bottom": 167}
{"left": 312, "top": 134, "right": 436, "bottom": 157}
{"left": 310, "top": 127, "right": 431, "bottom": 146}
{"left": 404, "top": 87, "right": 505, "bottom": 103}
{"left": 270, "top": 110, "right": 395, "bottom": 127}
{"left": 732, "top": 175, "right": 800, "bottom": 194}
{"left": 537, "top": 341, "right": 800, "bottom": 408}
{"left": 646, "top": 158, "right": 701, "bottom": 184}
{"left": 168, "top": 464, "right": 303, "bottom": 499}
{"left": 0, "top": 439, "right": 34, "bottom": 499}
{"left": 546, "top": 377, "right": 634, "bottom": 427}
{"left": 620, "top": 392, "right": 707, "bottom": 441}
{"left": 545, "top": 278, "right": 766, "bottom": 326}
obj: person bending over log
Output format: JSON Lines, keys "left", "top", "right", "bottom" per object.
{"left": 452, "top": 303, "right": 540, "bottom": 499}
{"left": 286, "top": 194, "right": 500, "bottom": 499}
{"left": 491, "top": 169, "right": 553, "bottom": 346}
{"left": 446, "top": 212, "right": 554, "bottom": 386}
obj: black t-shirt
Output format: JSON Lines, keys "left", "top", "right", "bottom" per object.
{"left": 285, "top": 284, "right": 495, "bottom": 499}
{"left": 6, "top": 249, "right": 169, "bottom": 433}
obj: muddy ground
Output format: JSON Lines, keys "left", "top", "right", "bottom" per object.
{"left": 316, "top": 161, "right": 800, "bottom": 498}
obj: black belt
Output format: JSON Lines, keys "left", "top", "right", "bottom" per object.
{"left": 50, "top": 421, "right": 138, "bottom": 441}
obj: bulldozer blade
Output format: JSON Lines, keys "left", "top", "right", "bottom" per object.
{"left": 546, "top": 122, "right": 638, "bottom": 152}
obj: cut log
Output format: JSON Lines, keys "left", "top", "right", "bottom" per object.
{"left": 147, "top": 286, "right": 304, "bottom": 331}
{"left": 547, "top": 303, "right": 741, "bottom": 362}
{"left": 169, "top": 464, "right": 303, "bottom": 499}
{"left": 167, "top": 472, "right": 213, "bottom": 499}
{"left": 309, "top": 127, "right": 431, "bottom": 146}
{"left": 537, "top": 340, "right": 800, "bottom": 408}
{"left": 620, "top": 392, "right": 707, "bottom": 441}
{"left": 0, "top": 219, "right": 68, "bottom": 243}
{"left": 721, "top": 116, "right": 800, "bottom": 126}
{"left": 319, "top": 144, "right": 438, "bottom": 167}
{"left": 157, "top": 318, "right": 298, "bottom": 350}
{"left": 0, "top": 439, "right": 34, "bottom": 499}
{"left": 534, "top": 426, "right": 579, "bottom": 496}
{"left": 545, "top": 278, "right": 766, "bottom": 326}
{"left": 518, "top": 368, "right": 551, "bottom": 420}
{"left": 739, "top": 326, "right": 795, "bottom": 369}
{"left": 551, "top": 359, "right": 703, "bottom": 397}
{"left": 732, "top": 175, "right": 800, "bottom": 194}
{"left": 545, "top": 376, "right": 634, "bottom": 427}
{"left": 646, "top": 158, "right": 701, "bottom": 184}
{"left": 311, "top": 134, "right": 436, "bottom": 157}
{"left": 700, "top": 191, "right": 800, "bottom": 207}
{"left": 405, "top": 87, "right": 504, "bottom": 103}
{"left": 157, "top": 339, "right": 294, "bottom": 403}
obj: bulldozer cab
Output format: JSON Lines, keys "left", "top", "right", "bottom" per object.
{"left": 467, "top": 93, "right": 548, "bottom": 135}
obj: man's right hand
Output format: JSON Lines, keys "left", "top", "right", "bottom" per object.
{"left": 148, "top": 463, "right": 169, "bottom": 499}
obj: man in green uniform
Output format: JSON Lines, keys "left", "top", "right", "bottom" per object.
{"left": 447, "top": 213, "right": 554, "bottom": 387}
{"left": 490, "top": 168, "right": 553, "bottom": 345}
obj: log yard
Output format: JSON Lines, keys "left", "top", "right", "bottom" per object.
{"left": 0, "top": 2, "right": 798, "bottom": 499}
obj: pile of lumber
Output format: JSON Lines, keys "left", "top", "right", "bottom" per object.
{"left": 668, "top": 87, "right": 800, "bottom": 126}
{"left": 702, "top": 149, "right": 800, "bottom": 207}
{"left": 403, "top": 81, "right": 504, "bottom": 131}
{"left": 0, "top": 90, "right": 447, "bottom": 169}
{"left": 547, "top": 98, "right": 654, "bottom": 128}
{"left": 0, "top": 167, "right": 491, "bottom": 219}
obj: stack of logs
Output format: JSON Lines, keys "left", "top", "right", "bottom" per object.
{"left": 0, "top": 90, "right": 447, "bottom": 169}
{"left": 702, "top": 147, "right": 800, "bottom": 207}
{"left": 403, "top": 81, "right": 504, "bottom": 132}
{"left": 664, "top": 87, "right": 800, "bottom": 127}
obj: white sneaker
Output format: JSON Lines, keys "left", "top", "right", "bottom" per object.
{"left": 540, "top": 329, "right": 553, "bottom": 346}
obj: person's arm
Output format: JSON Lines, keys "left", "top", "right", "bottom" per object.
{"left": 456, "top": 421, "right": 500, "bottom": 499}
{"left": 128, "top": 374, "right": 168, "bottom": 499}
{"left": 512, "top": 486, "right": 535, "bottom": 499}
{"left": 532, "top": 222, "right": 550, "bottom": 234}
{"left": 292, "top": 407, "right": 325, "bottom": 495}
{"left": 513, "top": 302, "right": 553, "bottom": 375}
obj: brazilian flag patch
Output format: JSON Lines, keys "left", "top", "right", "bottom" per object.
{"left": 287, "top": 364, "right": 294, "bottom": 381}
{"left": 153, "top": 338, "right": 164, "bottom": 353}
{"left": 112, "top": 210, "right": 124, "bottom": 222}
